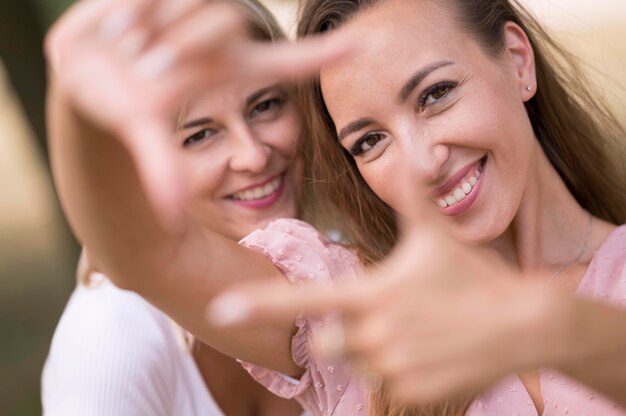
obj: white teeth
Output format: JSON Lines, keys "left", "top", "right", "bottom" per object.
{"left": 232, "top": 176, "right": 282, "bottom": 201}
{"left": 436, "top": 168, "right": 482, "bottom": 208}
{"left": 453, "top": 188, "right": 466, "bottom": 201}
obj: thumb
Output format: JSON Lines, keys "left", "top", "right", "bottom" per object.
{"left": 395, "top": 152, "right": 445, "bottom": 237}
{"left": 123, "top": 118, "right": 186, "bottom": 233}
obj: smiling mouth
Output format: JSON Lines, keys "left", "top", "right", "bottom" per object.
{"left": 230, "top": 175, "right": 284, "bottom": 202}
{"left": 434, "top": 157, "right": 486, "bottom": 209}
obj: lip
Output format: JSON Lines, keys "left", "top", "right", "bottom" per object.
{"left": 227, "top": 172, "right": 286, "bottom": 210}
{"left": 436, "top": 156, "right": 486, "bottom": 217}
{"left": 230, "top": 173, "right": 283, "bottom": 194}
{"left": 432, "top": 159, "right": 483, "bottom": 198}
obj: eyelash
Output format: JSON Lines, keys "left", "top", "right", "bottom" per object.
{"left": 417, "top": 80, "right": 458, "bottom": 108}
{"left": 349, "top": 132, "right": 386, "bottom": 157}
{"left": 250, "top": 96, "right": 284, "bottom": 118}
{"left": 182, "top": 96, "right": 286, "bottom": 148}
{"left": 182, "top": 128, "right": 216, "bottom": 148}
{"left": 348, "top": 80, "right": 459, "bottom": 157}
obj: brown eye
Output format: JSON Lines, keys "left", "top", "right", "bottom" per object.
{"left": 431, "top": 86, "right": 449, "bottom": 100}
{"left": 419, "top": 81, "right": 458, "bottom": 107}
{"left": 365, "top": 135, "right": 380, "bottom": 147}
{"left": 182, "top": 128, "right": 216, "bottom": 147}
{"left": 250, "top": 97, "right": 283, "bottom": 118}
{"left": 349, "top": 133, "right": 386, "bottom": 156}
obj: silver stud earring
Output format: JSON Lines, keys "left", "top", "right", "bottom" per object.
{"left": 526, "top": 85, "right": 533, "bottom": 92}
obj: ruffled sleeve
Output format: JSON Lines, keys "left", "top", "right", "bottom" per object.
{"left": 238, "top": 219, "right": 366, "bottom": 416}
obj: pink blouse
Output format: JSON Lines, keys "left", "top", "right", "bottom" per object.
{"left": 467, "top": 224, "right": 626, "bottom": 416}
{"left": 240, "top": 219, "right": 626, "bottom": 416}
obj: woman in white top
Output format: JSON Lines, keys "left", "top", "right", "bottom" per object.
{"left": 42, "top": 1, "right": 306, "bottom": 414}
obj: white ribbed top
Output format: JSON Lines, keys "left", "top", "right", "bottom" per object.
{"left": 41, "top": 275, "right": 223, "bottom": 416}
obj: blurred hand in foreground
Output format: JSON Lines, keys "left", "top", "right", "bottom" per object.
{"left": 206, "top": 161, "right": 563, "bottom": 404}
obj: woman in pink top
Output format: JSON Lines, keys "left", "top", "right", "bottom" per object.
{"left": 47, "top": 0, "right": 626, "bottom": 416}
{"left": 209, "top": 0, "right": 626, "bottom": 415}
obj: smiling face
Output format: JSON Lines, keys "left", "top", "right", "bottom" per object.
{"left": 176, "top": 77, "right": 302, "bottom": 241}
{"left": 320, "top": 0, "right": 538, "bottom": 243}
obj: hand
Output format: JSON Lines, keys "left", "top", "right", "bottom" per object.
{"left": 206, "top": 165, "right": 557, "bottom": 404}
{"left": 45, "top": 0, "right": 355, "bottom": 225}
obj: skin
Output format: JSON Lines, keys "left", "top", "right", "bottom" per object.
{"left": 175, "top": 80, "right": 302, "bottom": 415}
{"left": 46, "top": 0, "right": 354, "bottom": 399}
{"left": 320, "top": 1, "right": 615, "bottom": 411}
{"left": 46, "top": 0, "right": 352, "bottom": 377}
{"left": 175, "top": 80, "right": 302, "bottom": 241}
{"left": 64, "top": 1, "right": 304, "bottom": 413}
{"left": 208, "top": 0, "right": 626, "bottom": 411}
{"left": 319, "top": 1, "right": 614, "bottom": 323}
{"left": 48, "top": 0, "right": 626, "bottom": 411}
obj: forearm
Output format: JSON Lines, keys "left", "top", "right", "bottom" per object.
{"left": 47, "top": 82, "right": 179, "bottom": 291}
{"left": 47, "top": 84, "right": 297, "bottom": 372}
{"left": 556, "top": 296, "right": 626, "bottom": 407}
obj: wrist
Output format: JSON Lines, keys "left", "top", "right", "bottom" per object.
{"left": 504, "top": 279, "right": 574, "bottom": 371}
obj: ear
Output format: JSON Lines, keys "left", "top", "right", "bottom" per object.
{"left": 503, "top": 22, "right": 537, "bottom": 102}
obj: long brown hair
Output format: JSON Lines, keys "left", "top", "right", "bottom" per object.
{"left": 296, "top": 0, "right": 626, "bottom": 414}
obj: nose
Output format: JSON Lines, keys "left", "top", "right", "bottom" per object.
{"left": 228, "top": 122, "right": 271, "bottom": 173}
{"left": 399, "top": 130, "right": 449, "bottom": 184}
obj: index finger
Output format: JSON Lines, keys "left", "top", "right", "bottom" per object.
{"left": 241, "top": 27, "right": 359, "bottom": 80}
{"left": 206, "top": 278, "right": 367, "bottom": 328}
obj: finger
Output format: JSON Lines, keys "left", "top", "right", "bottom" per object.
{"left": 115, "top": 0, "right": 204, "bottom": 58}
{"left": 133, "top": 2, "right": 245, "bottom": 80}
{"left": 206, "top": 278, "right": 366, "bottom": 328}
{"left": 243, "top": 29, "right": 358, "bottom": 80}
{"left": 395, "top": 158, "right": 445, "bottom": 235}
{"left": 152, "top": 0, "right": 204, "bottom": 30}
{"left": 122, "top": 118, "right": 186, "bottom": 233}
{"left": 98, "top": 0, "right": 156, "bottom": 44}
{"left": 46, "top": 0, "right": 113, "bottom": 73}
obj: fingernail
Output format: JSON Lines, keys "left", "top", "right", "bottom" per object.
{"left": 134, "top": 46, "right": 177, "bottom": 80}
{"left": 206, "top": 293, "right": 252, "bottom": 326}
{"left": 99, "top": 5, "right": 139, "bottom": 43}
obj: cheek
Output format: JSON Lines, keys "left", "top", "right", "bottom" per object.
{"left": 273, "top": 108, "right": 302, "bottom": 157}
{"left": 358, "top": 153, "right": 404, "bottom": 211}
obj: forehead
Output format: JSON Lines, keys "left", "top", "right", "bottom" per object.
{"left": 183, "top": 75, "right": 282, "bottom": 120}
{"left": 319, "top": 0, "right": 474, "bottom": 116}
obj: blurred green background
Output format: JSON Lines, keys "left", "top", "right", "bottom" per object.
{"left": 1, "top": 1, "right": 75, "bottom": 416}
{"left": 0, "top": 1, "right": 624, "bottom": 415}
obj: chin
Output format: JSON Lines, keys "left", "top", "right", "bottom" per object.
{"left": 450, "top": 213, "right": 510, "bottom": 245}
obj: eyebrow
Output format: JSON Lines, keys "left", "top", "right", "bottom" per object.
{"left": 337, "top": 117, "right": 376, "bottom": 142}
{"left": 246, "top": 84, "right": 282, "bottom": 107}
{"left": 180, "top": 84, "right": 283, "bottom": 130}
{"left": 336, "top": 61, "right": 455, "bottom": 141}
{"left": 181, "top": 117, "right": 214, "bottom": 130}
{"left": 397, "top": 60, "right": 455, "bottom": 104}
